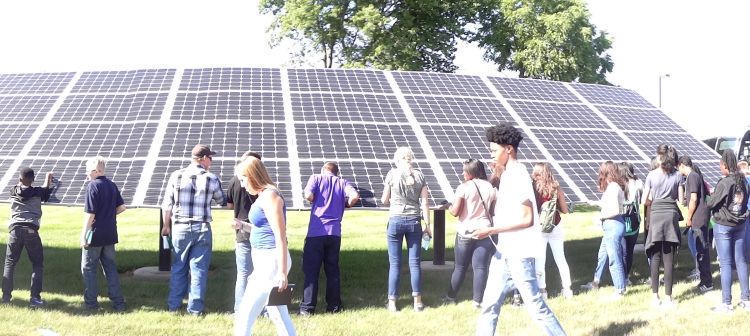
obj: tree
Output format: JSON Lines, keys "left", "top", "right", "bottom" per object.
{"left": 260, "top": 0, "right": 473, "bottom": 72}
{"left": 472, "top": 0, "right": 613, "bottom": 84}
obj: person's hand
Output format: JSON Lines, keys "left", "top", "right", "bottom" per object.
{"left": 686, "top": 219, "right": 692, "bottom": 227}
{"left": 46, "top": 172, "right": 53, "bottom": 183}
{"left": 161, "top": 226, "right": 171, "bottom": 236}
{"left": 80, "top": 236, "right": 88, "bottom": 248}
{"left": 472, "top": 227, "right": 492, "bottom": 239}
{"left": 423, "top": 226, "right": 432, "bottom": 237}
{"left": 232, "top": 218, "right": 244, "bottom": 230}
{"left": 275, "top": 272, "right": 288, "bottom": 291}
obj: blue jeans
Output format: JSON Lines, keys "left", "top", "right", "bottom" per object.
{"left": 168, "top": 226, "right": 212, "bottom": 314}
{"left": 600, "top": 217, "right": 626, "bottom": 291}
{"left": 301, "top": 235, "right": 342, "bottom": 313}
{"left": 81, "top": 244, "right": 125, "bottom": 309}
{"left": 448, "top": 235, "right": 493, "bottom": 303}
{"left": 3, "top": 227, "right": 44, "bottom": 300}
{"left": 387, "top": 216, "right": 422, "bottom": 299}
{"left": 234, "top": 240, "right": 253, "bottom": 313}
{"left": 714, "top": 223, "right": 749, "bottom": 304}
{"left": 476, "top": 253, "right": 566, "bottom": 336}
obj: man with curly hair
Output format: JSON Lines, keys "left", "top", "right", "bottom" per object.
{"left": 473, "top": 122, "right": 566, "bottom": 336}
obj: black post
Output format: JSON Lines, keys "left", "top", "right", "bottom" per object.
{"left": 158, "top": 208, "right": 171, "bottom": 271}
{"left": 433, "top": 209, "right": 445, "bottom": 265}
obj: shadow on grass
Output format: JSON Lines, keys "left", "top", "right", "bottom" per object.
{"left": 0, "top": 230, "right": 703, "bottom": 316}
{"left": 590, "top": 319, "right": 648, "bottom": 336}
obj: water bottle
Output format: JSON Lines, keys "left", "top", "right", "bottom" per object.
{"left": 421, "top": 233, "right": 431, "bottom": 250}
{"left": 162, "top": 235, "right": 171, "bottom": 250}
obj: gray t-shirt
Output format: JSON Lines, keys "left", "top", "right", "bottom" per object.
{"left": 384, "top": 168, "right": 426, "bottom": 217}
{"left": 645, "top": 169, "right": 681, "bottom": 200}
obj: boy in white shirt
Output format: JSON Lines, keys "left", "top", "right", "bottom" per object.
{"left": 473, "top": 123, "right": 566, "bottom": 336}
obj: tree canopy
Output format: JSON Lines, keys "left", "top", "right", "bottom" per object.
{"left": 260, "top": 0, "right": 613, "bottom": 83}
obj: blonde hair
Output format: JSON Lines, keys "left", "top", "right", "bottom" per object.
{"left": 532, "top": 162, "right": 559, "bottom": 198}
{"left": 236, "top": 156, "right": 276, "bottom": 192}
{"left": 85, "top": 156, "right": 106, "bottom": 174}
{"left": 393, "top": 147, "right": 414, "bottom": 171}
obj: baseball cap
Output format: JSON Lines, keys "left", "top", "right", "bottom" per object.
{"left": 191, "top": 144, "right": 217, "bottom": 158}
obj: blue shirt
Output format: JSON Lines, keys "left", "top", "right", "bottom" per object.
{"left": 84, "top": 176, "right": 124, "bottom": 246}
{"left": 249, "top": 189, "right": 286, "bottom": 249}
{"left": 304, "top": 172, "right": 356, "bottom": 237}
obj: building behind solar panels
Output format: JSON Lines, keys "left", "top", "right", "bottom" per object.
{"left": 0, "top": 68, "right": 721, "bottom": 208}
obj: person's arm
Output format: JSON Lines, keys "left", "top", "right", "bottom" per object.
{"left": 226, "top": 179, "right": 235, "bottom": 210}
{"left": 557, "top": 188, "right": 569, "bottom": 214}
{"left": 80, "top": 213, "right": 95, "bottom": 248}
{"left": 265, "top": 190, "right": 289, "bottom": 291}
{"left": 304, "top": 175, "right": 316, "bottom": 203}
{"left": 116, "top": 205, "right": 126, "bottom": 214}
{"left": 421, "top": 186, "right": 431, "bottom": 236}
{"left": 345, "top": 183, "right": 360, "bottom": 208}
{"left": 474, "top": 199, "right": 533, "bottom": 237}
{"left": 161, "top": 173, "right": 176, "bottom": 236}
{"left": 211, "top": 177, "right": 226, "bottom": 207}
{"left": 447, "top": 196, "right": 464, "bottom": 217}
{"left": 381, "top": 174, "right": 391, "bottom": 205}
{"left": 705, "top": 180, "right": 727, "bottom": 210}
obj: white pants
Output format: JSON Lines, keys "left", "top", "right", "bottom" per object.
{"left": 537, "top": 225, "right": 572, "bottom": 291}
{"left": 234, "top": 248, "right": 296, "bottom": 336}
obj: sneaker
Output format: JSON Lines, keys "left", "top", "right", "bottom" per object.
{"left": 441, "top": 295, "right": 457, "bottom": 305}
{"left": 413, "top": 303, "right": 425, "bottom": 312}
{"left": 298, "top": 310, "right": 313, "bottom": 317}
{"left": 511, "top": 293, "right": 523, "bottom": 307}
{"left": 472, "top": 300, "right": 481, "bottom": 309}
{"left": 661, "top": 298, "right": 678, "bottom": 309}
{"left": 712, "top": 304, "right": 734, "bottom": 313}
{"left": 609, "top": 292, "right": 625, "bottom": 301}
{"left": 387, "top": 300, "right": 398, "bottom": 313}
{"left": 738, "top": 301, "right": 750, "bottom": 310}
{"left": 562, "top": 289, "right": 574, "bottom": 298}
{"left": 580, "top": 281, "right": 599, "bottom": 291}
{"left": 697, "top": 284, "right": 714, "bottom": 293}
{"left": 29, "top": 297, "right": 45, "bottom": 308}
{"left": 651, "top": 298, "right": 661, "bottom": 307}
{"left": 540, "top": 289, "right": 548, "bottom": 300}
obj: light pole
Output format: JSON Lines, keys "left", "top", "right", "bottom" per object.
{"left": 658, "top": 74, "right": 670, "bottom": 108}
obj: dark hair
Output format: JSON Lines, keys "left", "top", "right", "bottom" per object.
{"left": 679, "top": 155, "right": 704, "bottom": 176}
{"left": 241, "top": 151, "right": 261, "bottom": 160}
{"left": 649, "top": 156, "right": 659, "bottom": 171}
{"left": 598, "top": 161, "right": 626, "bottom": 192}
{"left": 323, "top": 162, "right": 340, "bottom": 176}
{"left": 722, "top": 149, "right": 745, "bottom": 187}
{"left": 463, "top": 159, "right": 488, "bottom": 181}
{"left": 19, "top": 167, "right": 34, "bottom": 180}
{"left": 657, "top": 144, "right": 678, "bottom": 173}
{"left": 486, "top": 122, "right": 523, "bottom": 150}
{"left": 617, "top": 162, "right": 636, "bottom": 197}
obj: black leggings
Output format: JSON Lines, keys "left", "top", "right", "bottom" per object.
{"left": 623, "top": 233, "right": 639, "bottom": 278}
{"left": 647, "top": 241, "right": 678, "bottom": 296}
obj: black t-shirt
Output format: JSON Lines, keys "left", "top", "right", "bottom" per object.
{"left": 84, "top": 176, "right": 124, "bottom": 246}
{"left": 685, "top": 171, "right": 710, "bottom": 228}
{"left": 226, "top": 176, "right": 256, "bottom": 242}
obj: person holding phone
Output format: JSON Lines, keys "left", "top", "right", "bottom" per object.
{"left": 234, "top": 156, "right": 295, "bottom": 336}
{"left": 442, "top": 159, "right": 496, "bottom": 308}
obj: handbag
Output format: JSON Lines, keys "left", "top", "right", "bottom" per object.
{"left": 472, "top": 181, "right": 499, "bottom": 250}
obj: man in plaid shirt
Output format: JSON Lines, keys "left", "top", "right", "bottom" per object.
{"left": 161, "top": 144, "right": 226, "bottom": 316}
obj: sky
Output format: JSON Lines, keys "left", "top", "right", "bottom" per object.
{"left": 0, "top": 0, "right": 747, "bottom": 139}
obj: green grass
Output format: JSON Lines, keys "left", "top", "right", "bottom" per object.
{"left": 0, "top": 206, "right": 744, "bottom": 335}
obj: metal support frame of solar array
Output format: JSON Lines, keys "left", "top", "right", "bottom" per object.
{"left": 0, "top": 68, "right": 721, "bottom": 209}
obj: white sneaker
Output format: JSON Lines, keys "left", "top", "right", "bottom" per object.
{"left": 651, "top": 298, "right": 661, "bottom": 307}
{"left": 562, "top": 289, "right": 574, "bottom": 298}
{"left": 661, "top": 298, "right": 678, "bottom": 309}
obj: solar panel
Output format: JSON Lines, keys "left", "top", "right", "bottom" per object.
{"left": 0, "top": 124, "right": 41, "bottom": 156}
{"left": 292, "top": 93, "right": 407, "bottom": 123}
{"left": 534, "top": 129, "right": 644, "bottom": 161}
{"left": 0, "top": 67, "right": 716, "bottom": 207}
{"left": 0, "top": 72, "right": 75, "bottom": 94}
{"left": 597, "top": 105, "right": 684, "bottom": 132}
{"left": 171, "top": 92, "right": 284, "bottom": 121}
{"left": 143, "top": 159, "right": 292, "bottom": 206}
{"left": 406, "top": 96, "right": 513, "bottom": 125}
{"left": 0, "top": 96, "right": 57, "bottom": 123}
{"left": 625, "top": 132, "right": 718, "bottom": 162}
{"left": 180, "top": 68, "right": 281, "bottom": 91}
{"left": 288, "top": 69, "right": 391, "bottom": 93}
{"left": 159, "top": 121, "right": 288, "bottom": 159}
{"left": 570, "top": 83, "right": 654, "bottom": 108}
{"left": 393, "top": 72, "right": 493, "bottom": 97}
{"left": 489, "top": 77, "right": 580, "bottom": 103}
{"left": 295, "top": 123, "right": 425, "bottom": 160}
{"left": 18, "top": 159, "right": 143, "bottom": 205}
{"left": 29, "top": 123, "right": 157, "bottom": 158}
{"left": 72, "top": 69, "right": 175, "bottom": 93}
{"left": 52, "top": 93, "right": 167, "bottom": 122}
{"left": 508, "top": 101, "right": 608, "bottom": 129}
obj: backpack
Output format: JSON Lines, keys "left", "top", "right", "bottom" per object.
{"left": 539, "top": 192, "right": 558, "bottom": 233}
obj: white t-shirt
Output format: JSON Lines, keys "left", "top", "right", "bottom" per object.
{"left": 493, "top": 161, "right": 540, "bottom": 259}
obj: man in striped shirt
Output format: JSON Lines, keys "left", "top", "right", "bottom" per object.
{"left": 161, "top": 144, "right": 226, "bottom": 316}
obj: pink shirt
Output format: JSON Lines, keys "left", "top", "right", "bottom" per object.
{"left": 454, "top": 179, "right": 496, "bottom": 236}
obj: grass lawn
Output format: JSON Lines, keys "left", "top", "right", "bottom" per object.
{"left": 0, "top": 205, "right": 744, "bottom": 335}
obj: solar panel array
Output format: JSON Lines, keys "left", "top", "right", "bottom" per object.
{"left": 0, "top": 68, "right": 720, "bottom": 208}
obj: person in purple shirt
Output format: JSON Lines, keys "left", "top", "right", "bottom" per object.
{"left": 299, "top": 162, "right": 359, "bottom": 315}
